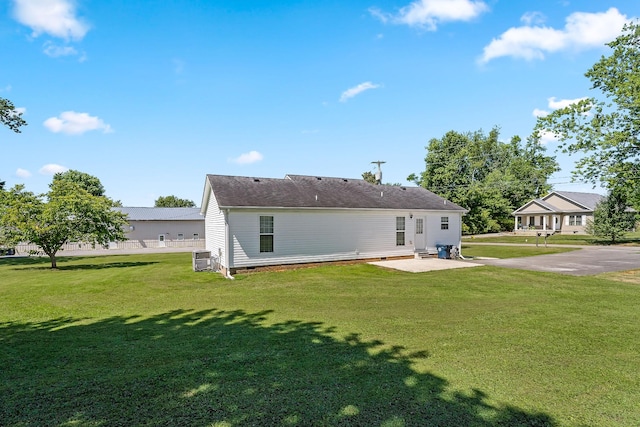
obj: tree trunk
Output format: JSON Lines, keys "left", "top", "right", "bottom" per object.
{"left": 46, "top": 252, "right": 57, "bottom": 269}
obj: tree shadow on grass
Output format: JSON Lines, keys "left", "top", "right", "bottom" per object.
{"left": 0, "top": 309, "right": 557, "bottom": 426}
{"left": 1, "top": 255, "right": 158, "bottom": 270}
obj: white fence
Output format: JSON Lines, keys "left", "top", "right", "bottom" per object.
{"left": 14, "top": 239, "right": 205, "bottom": 254}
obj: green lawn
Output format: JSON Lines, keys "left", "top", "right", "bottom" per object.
{"left": 1, "top": 253, "right": 639, "bottom": 426}
{"left": 460, "top": 244, "right": 578, "bottom": 259}
{"left": 462, "top": 231, "right": 640, "bottom": 246}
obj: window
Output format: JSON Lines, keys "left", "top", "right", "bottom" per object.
{"left": 416, "top": 218, "right": 424, "bottom": 234}
{"left": 396, "top": 217, "right": 405, "bottom": 246}
{"left": 569, "top": 215, "right": 582, "bottom": 226}
{"left": 441, "top": 216, "right": 449, "bottom": 230}
{"left": 193, "top": 233, "right": 199, "bottom": 240}
{"left": 177, "top": 233, "right": 184, "bottom": 241}
{"left": 259, "top": 216, "right": 274, "bottom": 252}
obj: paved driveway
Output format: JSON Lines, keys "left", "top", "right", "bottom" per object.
{"left": 472, "top": 246, "right": 640, "bottom": 276}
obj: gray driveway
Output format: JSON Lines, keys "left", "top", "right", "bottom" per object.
{"left": 471, "top": 245, "right": 640, "bottom": 276}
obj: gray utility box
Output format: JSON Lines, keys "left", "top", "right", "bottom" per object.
{"left": 192, "top": 250, "right": 212, "bottom": 271}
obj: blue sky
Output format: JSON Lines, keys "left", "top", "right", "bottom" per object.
{"left": 1, "top": 0, "right": 638, "bottom": 206}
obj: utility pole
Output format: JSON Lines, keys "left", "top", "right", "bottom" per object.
{"left": 371, "top": 160, "right": 386, "bottom": 185}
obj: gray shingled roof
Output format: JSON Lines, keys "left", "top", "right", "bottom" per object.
{"left": 550, "top": 191, "right": 604, "bottom": 210}
{"left": 115, "top": 207, "right": 203, "bottom": 221}
{"left": 205, "top": 174, "right": 465, "bottom": 211}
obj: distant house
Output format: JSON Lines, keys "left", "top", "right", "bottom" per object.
{"left": 512, "top": 191, "right": 604, "bottom": 235}
{"left": 200, "top": 174, "right": 466, "bottom": 276}
{"left": 113, "top": 207, "right": 205, "bottom": 249}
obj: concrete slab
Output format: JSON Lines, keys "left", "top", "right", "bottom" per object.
{"left": 369, "top": 258, "right": 482, "bottom": 273}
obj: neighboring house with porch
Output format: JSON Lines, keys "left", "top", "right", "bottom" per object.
{"left": 112, "top": 207, "right": 205, "bottom": 249}
{"left": 201, "top": 174, "right": 466, "bottom": 276}
{"left": 512, "top": 191, "right": 604, "bottom": 235}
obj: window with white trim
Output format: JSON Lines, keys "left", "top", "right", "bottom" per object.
{"left": 569, "top": 215, "right": 582, "bottom": 226}
{"left": 441, "top": 216, "right": 449, "bottom": 230}
{"left": 177, "top": 233, "right": 184, "bottom": 241}
{"left": 416, "top": 218, "right": 424, "bottom": 234}
{"left": 259, "top": 216, "right": 274, "bottom": 252}
{"left": 193, "top": 233, "right": 199, "bottom": 240}
{"left": 396, "top": 217, "right": 405, "bottom": 246}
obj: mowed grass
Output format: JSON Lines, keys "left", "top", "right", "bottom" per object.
{"left": 1, "top": 253, "right": 639, "bottom": 426}
{"left": 460, "top": 244, "right": 578, "bottom": 259}
{"left": 463, "top": 231, "right": 640, "bottom": 246}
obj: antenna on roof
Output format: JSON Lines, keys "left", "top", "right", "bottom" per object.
{"left": 371, "top": 160, "right": 386, "bottom": 185}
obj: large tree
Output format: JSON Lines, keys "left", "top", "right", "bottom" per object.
{"left": 408, "top": 128, "right": 558, "bottom": 234}
{"left": 52, "top": 170, "right": 106, "bottom": 197}
{"left": 585, "top": 188, "right": 637, "bottom": 244}
{"left": 0, "top": 179, "right": 127, "bottom": 268}
{"left": 535, "top": 22, "right": 640, "bottom": 206}
{"left": 1, "top": 97, "right": 27, "bottom": 133}
{"left": 154, "top": 195, "right": 196, "bottom": 208}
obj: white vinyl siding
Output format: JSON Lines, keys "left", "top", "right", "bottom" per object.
{"left": 204, "top": 192, "right": 227, "bottom": 266}
{"left": 225, "top": 209, "right": 463, "bottom": 268}
{"left": 229, "top": 210, "right": 413, "bottom": 268}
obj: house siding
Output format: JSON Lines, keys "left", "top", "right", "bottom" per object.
{"left": 224, "top": 209, "right": 462, "bottom": 269}
{"left": 544, "top": 194, "right": 585, "bottom": 211}
{"left": 125, "top": 220, "right": 204, "bottom": 242}
{"left": 204, "top": 192, "right": 227, "bottom": 266}
{"left": 518, "top": 203, "right": 550, "bottom": 214}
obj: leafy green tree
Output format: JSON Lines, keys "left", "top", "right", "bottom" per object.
{"left": 53, "top": 170, "right": 106, "bottom": 197}
{"left": 408, "top": 128, "right": 558, "bottom": 234}
{"left": 154, "top": 195, "right": 196, "bottom": 208}
{"left": 1, "top": 97, "right": 27, "bottom": 133}
{"left": 535, "top": 22, "right": 640, "bottom": 206}
{"left": 362, "top": 171, "right": 377, "bottom": 184}
{"left": 585, "top": 188, "right": 637, "bottom": 243}
{"left": 0, "top": 180, "right": 127, "bottom": 268}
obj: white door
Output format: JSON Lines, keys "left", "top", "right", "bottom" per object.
{"left": 414, "top": 217, "right": 426, "bottom": 250}
{"left": 158, "top": 234, "right": 166, "bottom": 247}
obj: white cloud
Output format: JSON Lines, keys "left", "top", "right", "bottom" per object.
{"left": 230, "top": 150, "right": 263, "bottom": 165}
{"left": 12, "top": 0, "right": 89, "bottom": 40}
{"left": 520, "top": 11, "right": 546, "bottom": 26}
{"left": 532, "top": 108, "right": 549, "bottom": 118}
{"left": 16, "top": 168, "right": 32, "bottom": 178}
{"left": 39, "top": 164, "right": 68, "bottom": 175}
{"left": 480, "top": 7, "right": 629, "bottom": 63}
{"left": 536, "top": 130, "right": 559, "bottom": 144}
{"left": 340, "top": 82, "right": 381, "bottom": 103}
{"left": 44, "top": 111, "right": 113, "bottom": 135}
{"left": 370, "top": 0, "right": 488, "bottom": 30}
{"left": 547, "top": 96, "right": 588, "bottom": 110}
{"left": 532, "top": 96, "right": 589, "bottom": 118}
{"left": 43, "top": 41, "right": 78, "bottom": 57}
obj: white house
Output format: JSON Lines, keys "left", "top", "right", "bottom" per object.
{"left": 512, "top": 191, "right": 604, "bottom": 235}
{"left": 200, "top": 174, "right": 466, "bottom": 276}
{"left": 113, "top": 207, "right": 205, "bottom": 249}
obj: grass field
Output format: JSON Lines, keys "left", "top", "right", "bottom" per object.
{"left": 460, "top": 244, "right": 578, "bottom": 259}
{"left": 2, "top": 252, "right": 639, "bottom": 426}
{"left": 462, "top": 231, "right": 640, "bottom": 246}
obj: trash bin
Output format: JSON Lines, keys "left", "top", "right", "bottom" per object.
{"left": 436, "top": 244, "right": 450, "bottom": 259}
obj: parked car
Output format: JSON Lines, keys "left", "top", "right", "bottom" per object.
{"left": 0, "top": 247, "right": 16, "bottom": 256}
